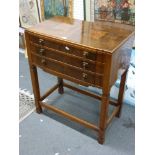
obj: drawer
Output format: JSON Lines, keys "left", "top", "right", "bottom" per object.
{"left": 59, "top": 45, "right": 97, "bottom": 62}
{"left": 31, "top": 53, "right": 64, "bottom": 73}
{"left": 31, "top": 43, "right": 65, "bottom": 62}
{"left": 64, "top": 56, "right": 104, "bottom": 74}
{"left": 64, "top": 67, "right": 95, "bottom": 84}
{"left": 30, "top": 43, "right": 104, "bottom": 74}
{"left": 30, "top": 35, "right": 98, "bottom": 62}
{"left": 64, "top": 66, "right": 103, "bottom": 87}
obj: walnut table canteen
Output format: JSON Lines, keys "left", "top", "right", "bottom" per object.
{"left": 25, "top": 17, "right": 134, "bottom": 144}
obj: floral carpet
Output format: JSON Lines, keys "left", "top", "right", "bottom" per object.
{"left": 19, "top": 89, "right": 35, "bottom": 122}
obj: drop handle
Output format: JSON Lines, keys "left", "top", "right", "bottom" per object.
{"left": 39, "top": 38, "right": 44, "bottom": 44}
{"left": 41, "top": 59, "right": 46, "bottom": 65}
{"left": 82, "top": 62, "right": 88, "bottom": 69}
{"left": 65, "top": 46, "right": 70, "bottom": 51}
{"left": 39, "top": 49, "right": 45, "bottom": 55}
{"left": 83, "top": 51, "right": 88, "bottom": 58}
{"left": 82, "top": 73, "right": 88, "bottom": 79}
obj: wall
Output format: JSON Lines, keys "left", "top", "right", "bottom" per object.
{"left": 73, "top": 0, "right": 84, "bottom": 20}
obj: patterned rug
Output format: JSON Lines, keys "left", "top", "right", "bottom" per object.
{"left": 19, "top": 89, "right": 35, "bottom": 122}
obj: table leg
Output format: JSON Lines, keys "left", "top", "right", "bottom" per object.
{"left": 30, "top": 65, "right": 42, "bottom": 113}
{"left": 116, "top": 69, "right": 128, "bottom": 118}
{"left": 98, "top": 92, "right": 110, "bottom": 144}
{"left": 57, "top": 77, "right": 64, "bottom": 94}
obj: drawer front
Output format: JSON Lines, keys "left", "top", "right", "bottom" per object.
{"left": 64, "top": 67, "right": 95, "bottom": 84}
{"left": 64, "top": 56, "right": 96, "bottom": 73}
{"left": 31, "top": 44, "right": 65, "bottom": 62}
{"left": 65, "top": 67, "right": 103, "bottom": 87}
{"left": 30, "top": 35, "right": 98, "bottom": 62}
{"left": 31, "top": 54, "right": 64, "bottom": 73}
{"left": 64, "top": 57, "right": 104, "bottom": 74}
{"left": 30, "top": 43, "right": 104, "bottom": 74}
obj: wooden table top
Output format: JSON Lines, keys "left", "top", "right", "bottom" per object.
{"left": 27, "top": 16, "right": 134, "bottom": 53}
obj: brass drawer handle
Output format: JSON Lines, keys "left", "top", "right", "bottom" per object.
{"left": 41, "top": 59, "right": 46, "bottom": 65}
{"left": 39, "top": 49, "right": 45, "bottom": 55}
{"left": 65, "top": 46, "right": 70, "bottom": 51}
{"left": 83, "top": 51, "right": 88, "bottom": 58}
{"left": 82, "top": 73, "right": 87, "bottom": 79}
{"left": 39, "top": 39, "right": 44, "bottom": 44}
{"left": 82, "top": 62, "right": 88, "bottom": 69}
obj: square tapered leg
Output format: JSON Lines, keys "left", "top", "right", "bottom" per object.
{"left": 57, "top": 77, "right": 64, "bottom": 94}
{"left": 30, "top": 65, "right": 42, "bottom": 113}
{"left": 98, "top": 93, "right": 110, "bottom": 144}
{"left": 116, "top": 69, "right": 128, "bottom": 118}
